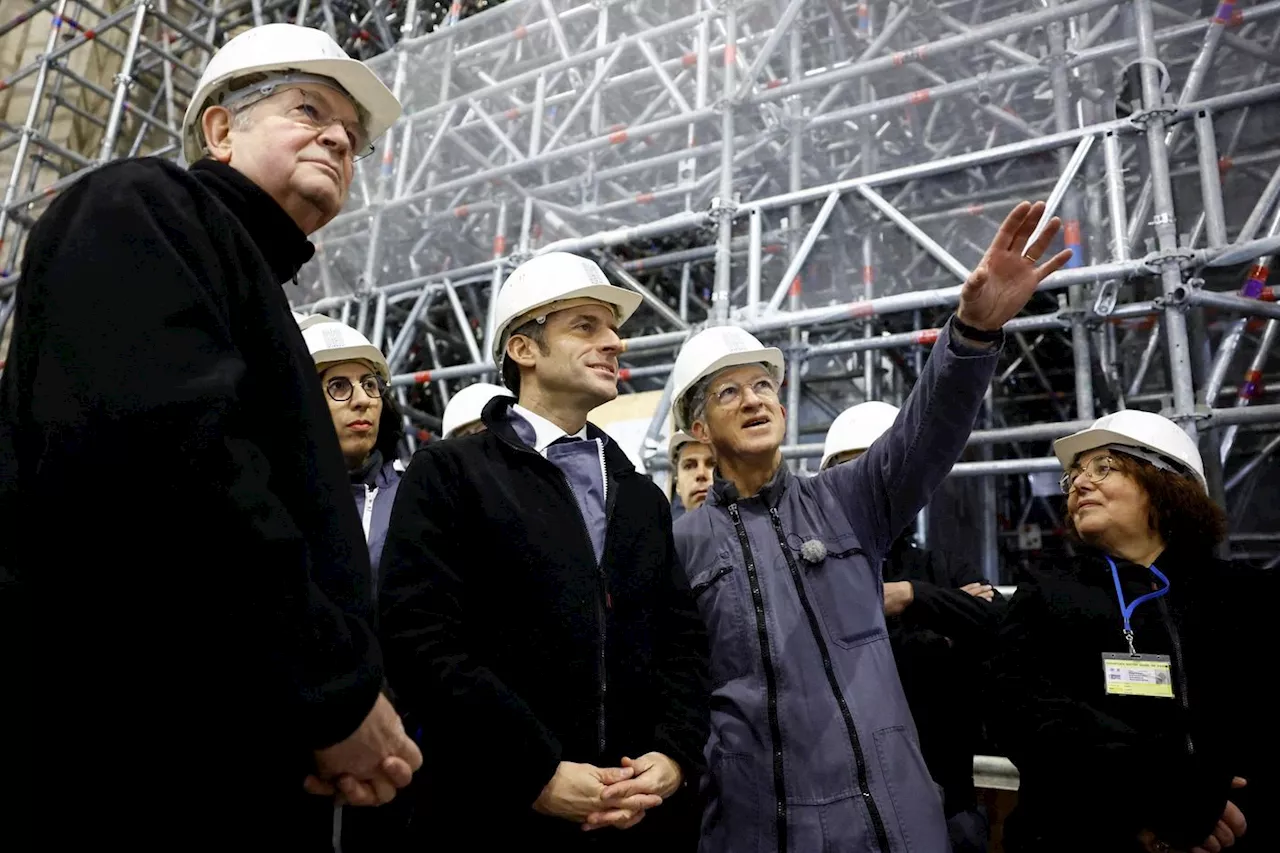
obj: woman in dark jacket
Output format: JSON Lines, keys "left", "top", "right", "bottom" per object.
{"left": 990, "top": 410, "right": 1275, "bottom": 853}
{"left": 298, "top": 314, "right": 410, "bottom": 851}
{"left": 298, "top": 314, "right": 406, "bottom": 580}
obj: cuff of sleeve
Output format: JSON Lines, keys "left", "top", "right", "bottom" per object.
{"left": 947, "top": 315, "right": 1005, "bottom": 354}
{"left": 301, "top": 620, "right": 387, "bottom": 750}
{"left": 1145, "top": 755, "right": 1233, "bottom": 849}
{"left": 522, "top": 742, "right": 565, "bottom": 811}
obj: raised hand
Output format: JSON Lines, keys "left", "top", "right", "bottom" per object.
{"left": 957, "top": 200, "right": 1074, "bottom": 331}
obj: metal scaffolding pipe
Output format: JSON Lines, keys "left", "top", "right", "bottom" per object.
{"left": 0, "top": 0, "right": 68, "bottom": 245}
{"left": 711, "top": 3, "right": 736, "bottom": 324}
{"left": 1220, "top": 319, "right": 1279, "bottom": 460}
{"left": 1134, "top": 0, "right": 1198, "bottom": 435}
{"left": 854, "top": 184, "right": 971, "bottom": 282}
{"left": 1171, "top": 286, "right": 1280, "bottom": 322}
{"left": 748, "top": 0, "right": 1116, "bottom": 108}
{"left": 599, "top": 257, "right": 689, "bottom": 331}
{"left": 1225, "top": 432, "right": 1280, "bottom": 492}
{"left": 767, "top": 190, "right": 842, "bottom": 313}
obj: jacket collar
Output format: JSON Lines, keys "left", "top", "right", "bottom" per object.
{"left": 188, "top": 159, "right": 315, "bottom": 283}
{"left": 1078, "top": 543, "right": 1216, "bottom": 582}
{"left": 481, "top": 395, "right": 636, "bottom": 476}
{"left": 707, "top": 460, "right": 790, "bottom": 509}
{"left": 510, "top": 402, "right": 588, "bottom": 452}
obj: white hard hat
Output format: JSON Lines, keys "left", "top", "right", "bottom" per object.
{"left": 1053, "top": 410, "right": 1206, "bottom": 493}
{"left": 441, "top": 382, "right": 512, "bottom": 439}
{"left": 182, "top": 24, "right": 402, "bottom": 164}
{"left": 667, "top": 430, "right": 702, "bottom": 468}
{"left": 820, "top": 401, "right": 901, "bottom": 470}
{"left": 491, "top": 252, "right": 643, "bottom": 366}
{"left": 294, "top": 311, "right": 338, "bottom": 331}
{"left": 671, "top": 326, "right": 785, "bottom": 431}
{"left": 301, "top": 319, "right": 390, "bottom": 382}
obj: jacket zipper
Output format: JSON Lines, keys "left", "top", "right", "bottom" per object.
{"left": 769, "top": 507, "right": 892, "bottom": 853}
{"left": 596, "top": 442, "right": 613, "bottom": 756}
{"left": 1156, "top": 595, "right": 1195, "bottom": 755}
{"left": 691, "top": 565, "right": 732, "bottom": 598}
{"left": 501, "top": 420, "right": 615, "bottom": 759}
{"left": 727, "top": 502, "right": 788, "bottom": 853}
{"left": 360, "top": 485, "right": 378, "bottom": 539}
{"left": 361, "top": 485, "right": 379, "bottom": 589}
{"left": 549, "top": 462, "right": 609, "bottom": 756}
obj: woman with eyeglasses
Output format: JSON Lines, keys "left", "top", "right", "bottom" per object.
{"left": 299, "top": 314, "right": 411, "bottom": 851}
{"left": 989, "top": 410, "right": 1275, "bottom": 853}
{"left": 299, "top": 315, "right": 406, "bottom": 577}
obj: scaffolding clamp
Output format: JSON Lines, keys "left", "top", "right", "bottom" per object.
{"left": 708, "top": 194, "right": 738, "bottom": 225}
{"left": 1140, "top": 243, "right": 1194, "bottom": 272}
{"left": 1093, "top": 280, "right": 1119, "bottom": 317}
{"left": 1126, "top": 104, "right": 1179, "bottom": 130}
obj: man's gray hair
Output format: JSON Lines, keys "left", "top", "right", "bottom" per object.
{"left": 683, "top": 373, "right": 717, "bottom": 431}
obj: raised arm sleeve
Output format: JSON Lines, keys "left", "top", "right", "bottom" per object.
{"left": 818, "top": 321, "right": 999, "bottom": 560}
{"left": 12, "top": 166, "right": 381, "bottom": 749}
{"left": 378, "top": 449, "right": 563, "bottom": 810}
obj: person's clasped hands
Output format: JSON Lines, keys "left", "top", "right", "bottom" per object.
{"left": 534, "top": 752, "right": 684, "bottom": 832}
{"left": 303, "top": 693, "right": 424, "bottom": 807}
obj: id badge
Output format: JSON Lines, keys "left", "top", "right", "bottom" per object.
{"left": 1101, "top": 653, "right": 1174, "bottom": 698}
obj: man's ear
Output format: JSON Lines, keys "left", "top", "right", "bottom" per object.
{"left": 202, "top": 106, "right": 235, "bottom": 163}
{"left": 690, "top": 419, "right": 709, "bottom": 443}
{"left": 506, "top": 333, "right": 538, "bottom": 370}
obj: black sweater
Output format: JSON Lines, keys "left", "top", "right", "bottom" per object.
{"left": 0, "top": 159, "right": 382, "bottom": 839}
{"left": 884, "top": 538, "right": 1002, "bottom": 816}
{"left": 990, "top": 547, "right": 1277, "bottom": 853}
{"left": 379, "top": 396, "right": 710, "bottom": 848}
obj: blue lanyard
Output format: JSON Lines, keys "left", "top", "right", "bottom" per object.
{"left": 1106, "top": 556, "right": 1171, "bottom": 655}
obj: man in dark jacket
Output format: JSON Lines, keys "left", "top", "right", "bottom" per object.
{"left": 0, "top": 25, "right": 419, "bottom": 848}
{"left": 379, "top": 252, "right": 710, "bottom": 849}
{"left": 821, "top": 401, "right": 1002, "bottom": 852}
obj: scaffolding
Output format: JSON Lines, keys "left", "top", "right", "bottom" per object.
{"left": 3, "top": 0, "right": 1279, "bottom": 571}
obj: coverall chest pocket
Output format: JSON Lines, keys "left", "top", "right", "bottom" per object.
{"left": 690, "top": 558, "right": 752, "bottom": 685}
{"left": 801, "top": 536, "right": 887, "bottom": 650}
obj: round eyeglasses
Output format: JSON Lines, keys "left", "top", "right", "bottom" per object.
{"left": 1059, "top": 455, "right": 1118, "bottom": 494}
{"left": 711, "top": 377, "right": 780, "bottom": 410}
{"left": 325, "top": 375, "right": 385, "bottom": 402}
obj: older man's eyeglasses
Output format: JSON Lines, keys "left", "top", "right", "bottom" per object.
{"left": 232, "top": 86, "right": 373, "bottom": 160}
{"left": 1059, "top": 455, "right": 1118, "bottom": 494}
{"left": 285, "top": 90, "right": 373, "bottom": 159}
{"left": 326, "top": 376, "right": 385, "bottom": 402}
{"left": 712, "top": 377, "right": 780, "bottom": 409}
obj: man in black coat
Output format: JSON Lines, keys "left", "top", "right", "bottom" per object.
{"left": 380, "top": 252, "right": 710, "bottom": 849}
{"left": 0, "top": 25, "right": 420, "bottom": 847}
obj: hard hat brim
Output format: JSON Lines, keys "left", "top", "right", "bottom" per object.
{"left": 667, "top": 431, "right": 703, "bottom": 467}
{"left": 183, "top": 56, "right": 401, "bottom": 164}
{"left": 1053, "top": 426, "right": 1207, "bottom": 492}
{"left": 491, "top": 285, "right": 644, "bottom": 365}
{"left": 314, "top": 347, "right": 391, "bottom": 383}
